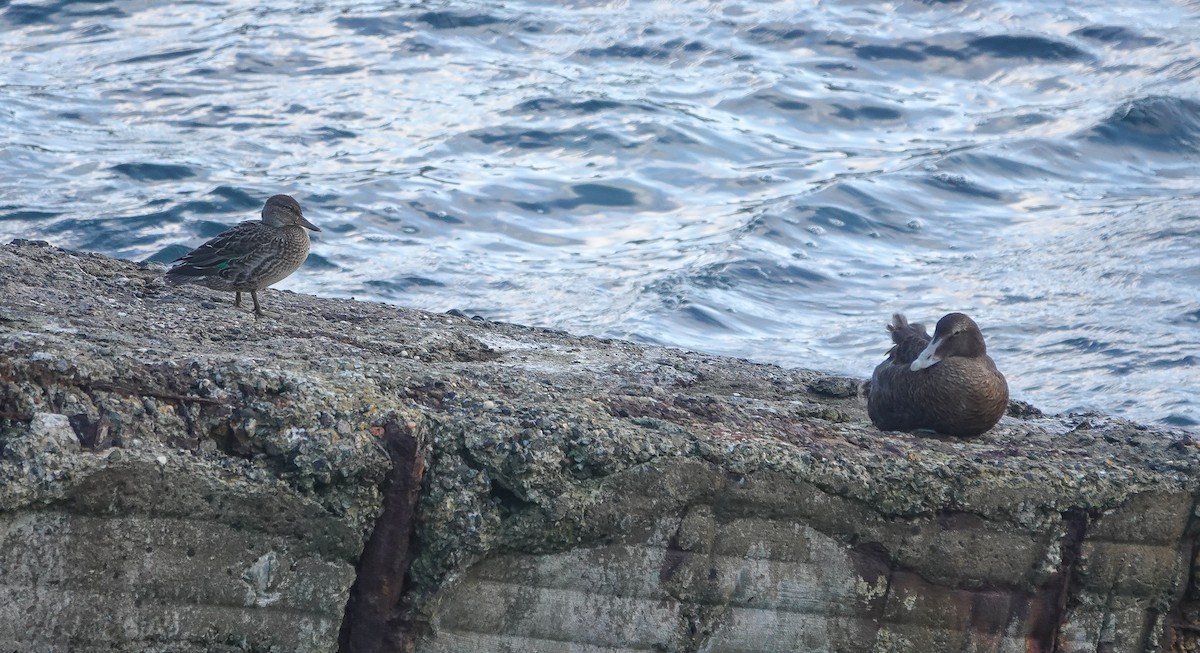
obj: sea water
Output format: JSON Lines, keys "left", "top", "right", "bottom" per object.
{"left": 1, "top": 0, "right": 1197, "bottom": 428}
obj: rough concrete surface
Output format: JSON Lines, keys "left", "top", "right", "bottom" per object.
{"left": 1, "top": 239, "right": 1198, "bottom": 653}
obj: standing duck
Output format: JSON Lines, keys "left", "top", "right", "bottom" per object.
{"left": 867, "top": 312, "right": 1008, "bottom": 437}
{"left": 165, "top": 194, "right": 319, "bottom": 316}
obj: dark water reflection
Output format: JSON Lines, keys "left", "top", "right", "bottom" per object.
{"left": 1, "top": 0, "right": 1197, "bottom": 428}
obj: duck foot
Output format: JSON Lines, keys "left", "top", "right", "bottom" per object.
{"left": 232, "top": 291, "right": 268, "bottom": 317}
{"left": 250, "top": 290, "right": 264, "bottom": 317}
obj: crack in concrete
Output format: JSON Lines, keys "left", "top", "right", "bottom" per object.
{"left": 1040, "top": 508, "right": 1089, "bottom": 653}
{"left": 1162, "top": 495, "right": 1200, "bottom": 649}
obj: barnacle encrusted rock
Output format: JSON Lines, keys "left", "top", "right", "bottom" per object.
{"left": 1, "top": 240, "right": 1198, "bottom": 653}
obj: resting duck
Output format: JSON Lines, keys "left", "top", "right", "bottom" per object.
{"left": 867, "top": 312, "right": 1008, "bottom": 438}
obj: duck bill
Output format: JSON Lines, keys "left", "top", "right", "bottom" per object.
{"left": 910, "top": 338, "right": 943, "bottom": 371}
{"left": 298, "top": 215, "right": 321, "bottom": 232}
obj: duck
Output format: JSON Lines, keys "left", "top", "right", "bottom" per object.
{"left": 165, "top": 195, "right": 320, "bottom": 316}
{"left": 867, "top": 312, "right": 1008, "bottom": 437}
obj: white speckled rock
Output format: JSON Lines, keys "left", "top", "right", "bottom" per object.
{"left": 29, "top": 412, "right": 78, "bottom": 452}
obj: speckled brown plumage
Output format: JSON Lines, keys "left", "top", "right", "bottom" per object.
{"left": 867, "top": 312, "right": 1009, "bottom": 438}
{"left": 165, "top": 195, "right": 319, "bottom": 316}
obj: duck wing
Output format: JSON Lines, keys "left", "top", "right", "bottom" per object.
{"left": 165, "top": 221, "right": 277, "bottom": 284}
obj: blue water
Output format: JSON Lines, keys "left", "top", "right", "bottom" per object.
{"left": 1, "top": 1, "right": 1197, "bottom": 430}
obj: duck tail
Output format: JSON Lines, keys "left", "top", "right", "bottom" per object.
{"left": 163, "top": 262, "right": 215, "bottom": 285}
{"left": 886, "top": 313, "right": 910, "bottom": 343}
{"left": 164, "top": 266, "right": 194, "bottom": 285}
{"left": 883, "top": 313, "right": 931, "bottom": 364}
{"left": 887, "top": 313, "right": 931, "bottom": 343}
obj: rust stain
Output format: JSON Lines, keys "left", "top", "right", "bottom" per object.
{"left": 338, "top": 420, "right": 425, "bottom": 653}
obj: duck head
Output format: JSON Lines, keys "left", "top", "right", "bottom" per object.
{"left": 910, "top": 312, "right": 988, "bottom": 371}
{"left": 262, "top": 194, "right": 320, "bottom": 231}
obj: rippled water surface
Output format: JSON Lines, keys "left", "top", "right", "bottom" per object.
{"left": 2, "top": 0, "right": 1198, "bottom": 429}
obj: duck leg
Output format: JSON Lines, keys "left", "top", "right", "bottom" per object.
{"left": 234, "top": 291, "right": 242, "bottom": 308}
{"left": 251, "top": 290, "right": 263, "bottom": 317}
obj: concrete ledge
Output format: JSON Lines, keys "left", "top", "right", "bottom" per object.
{"left": 1, "top": 240, "right": 1197, "bottom": 652}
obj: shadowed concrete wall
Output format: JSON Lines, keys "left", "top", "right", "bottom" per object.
{"left": 1, "top": 240, "right": 1198, "bottom": 652}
